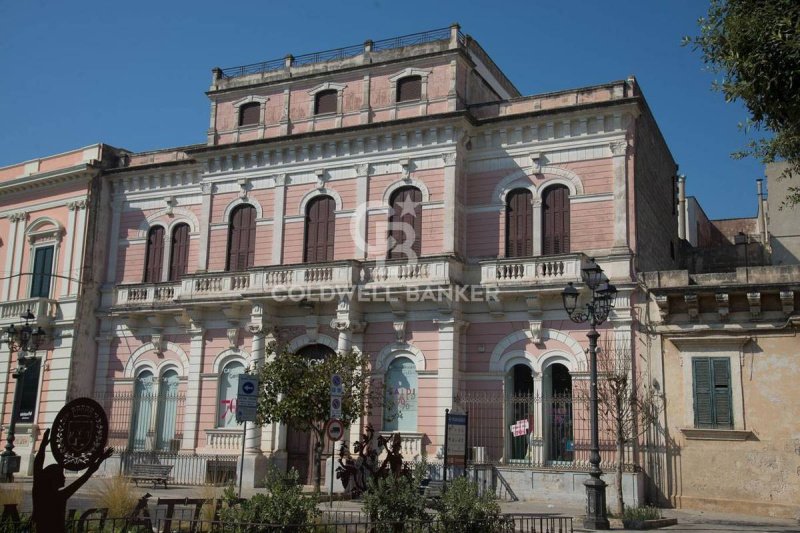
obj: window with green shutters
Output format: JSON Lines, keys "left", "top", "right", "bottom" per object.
{"left": 30, "top": 245, "right": 54, "bottom": 297}
{"left": 692, "top": 357, "right": 733, "bottom": 429}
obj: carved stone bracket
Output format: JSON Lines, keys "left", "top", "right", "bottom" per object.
{"left": 227, "top": 327, "right": 240, "bottom": 350}
{"left": 441, "top": 152, "right": 456, "bottom": 167}
{"left": 779, "top": 290, "right": 794, "bottom": 316}
{"left": 654, "top": 295, "right": 669, "bottom": 321}
{"left": 355, "top": 162, "right": 370, "bottom": 177}
{"left": 9, "top": 211, "right": 28, "bottom": 223}
{"left": 747, "top": 292, "right": 761, "bottom": 321}
{"left": 273, "top": 173, "right": 288, "bottom": 187}
{"left": 237, "top": 178, "right": 250, "bottom": 199}
{"left": 393, "top": 321, "right": 406, "bottom": 343}
{"left": 715, "top": 293, "right": 729, "bottom": 321}
{"left": 609, "top": 140, "right": 628, "bottom": 157}
{"left": 529, "top": 152, "right": 544, "bottom": 173}
{"left": 315, "top": 169, "right": 327, "bottom": 189}
{"left": 526, "top": 295, "right": 543, "bottom": 344}
{"left": 151, "top": 331, "right": 167, "bottom": 356}
{"left": 685, "top": 294, "right": 698, "bottom": 321}
{"left": 528, "top": 320, "right": 543, "bottom": 345}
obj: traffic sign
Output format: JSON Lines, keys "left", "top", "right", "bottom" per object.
{"left": 330, "top": 396, "right": 342, "bottom": 418}
{"left": 237, "top": 375, "right": 259, "bottom": 422}
{"left": 326, "top": 418, "right": 345, "bottom": 441}
{"left": 330, "top": 374, "right": 344, "bottom": 396}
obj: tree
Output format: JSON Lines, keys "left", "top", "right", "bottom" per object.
{"left": 254, "top": 344, "right": 373, "bottom": 493}
{"left": 685, "top": 0, "right": 800, "bottom": 205}
{"left": 596, "top": 334, "right": 663, "bottom": 515}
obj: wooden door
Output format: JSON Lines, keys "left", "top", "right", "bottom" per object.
{"left": 506, "top": 189, "right": 533, "bottom": 257}
{"left": 304, "top": 196, "right": 335, "bottom": 263}
{"left": 542, "top": 185, "right": 570, "bottom": 255}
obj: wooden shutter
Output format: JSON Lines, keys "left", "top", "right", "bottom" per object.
{"left": 505, "top": 189, "right": 533, "bottom": 258}
{"left": 169, "top": 223, "right": 190, "bottom": 281}
{"left": 239, "top": 102, "right": 260, "bottom": 126}
{"left": 388, "top": 187, "right": 423, "bottom": 259}
{"left": 144, "top": 227, "right": 165, "bottom": 283}
{"left": 304, "top": 196, "right": 336, "bottom": 263}
{"left": 542, "top": 185, "right": 570, "bottom": 255}
{"left": 315, "top": 90, "right": 337, "bottom": 115}
{"left": 693, "top": 357, "right": 732, "bottom": 428}
{"left": 397, "top": 76, "right": 422, "bottom": 102}
{"left": 227, "top": 205, "right": 256, "bottom": 272}
{"left": 30, "top": 246, "right": 54, "bottom": 297}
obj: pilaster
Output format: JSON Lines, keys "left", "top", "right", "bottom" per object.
{"left": 181, "top": 320, "right": 205, "bottom": 451}
{"left": 442, "top": 153, "right": 457, "bottom": 254}
{"left": 70, "top": 200, "right": 88, "bottom": 295}
{"left": 610, "top": 141, "right": 630, "bottom": 252}
{"left": 271, "top": 174, "right": 287, "bottom": 264}
{"left": 59, "top": 203, "right": 77, "bottom": 297}
{"left": 198, "top": 183, "right": 213, "bottom": 270}
{"left": 432, "top": 315, "right": 465, "bottom": 446}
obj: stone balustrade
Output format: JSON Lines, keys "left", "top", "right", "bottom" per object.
{"left": 0, "top": 297, "right": 58, "bottom": 326}
{"left": 480, "top": 253, "right": 587, "bottom": 287}
{"left": 379, "top": 431, "right": 425, "bottom": 461}
{"left": 362, "top": 256, "right": 461, "bottom": 288}
{"left": 204, "top": 428, "right": 243, "bottom": 452}
{"left": 114, "top": 282, "right": 182, "bottom": 306}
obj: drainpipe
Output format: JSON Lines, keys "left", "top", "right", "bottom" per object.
{"left": 677, "top": 175, "right": 686, "bottom": 240}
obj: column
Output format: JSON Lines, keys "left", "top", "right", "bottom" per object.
{"left": 271, "top": 175, "right": 287, "bottom": 264}
{"left": 197, "top": 183, "right": 213, "bottom": 271}
{"left": 355, "top": 164, "right": 369, "bottom": 259}
{"left": 441, "top": 153, "right": 457, "bottom": 254}
{"left": 433, "top": 316, "right": 464, "bottom": 448}
{"left": 677, "top": 175, "right": 687, "bottom": 240}
{"left": 59, "top": 203, "right": 77, "bottom": 297}
{"left": 610, "top": 141, "right": 630, "bottom": 252}
{"left": 181, "top": 322, "right": 205, "bottom": 451}
{"left": 532, "top": 199, "right": 543, "bottom": 256}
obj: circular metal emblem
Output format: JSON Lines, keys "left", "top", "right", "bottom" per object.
{"left": 50, "top": 398, "right": 109, "bottom": 471}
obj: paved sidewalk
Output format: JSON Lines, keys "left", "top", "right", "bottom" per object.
{"left": 3, "top": 476, "right": 799, "bottom": 532}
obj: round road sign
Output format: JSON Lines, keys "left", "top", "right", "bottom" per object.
{"left": 326, "top": 419, "right": 345, "bottom": 441}
{"left": 242, "top": 381, "right": 255, "bottom": 395}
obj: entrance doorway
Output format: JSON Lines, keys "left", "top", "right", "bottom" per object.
{"left": 544, "top": 363, "right": 573, "bottom": 462}
{"left": 509, "top": 364, "right": 533, "bottom": 461}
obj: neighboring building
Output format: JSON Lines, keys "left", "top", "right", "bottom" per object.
{"left": 0, "top": 144, "right": 124, "bottom": 474}
{"left": 766, "top": 161, "right": 800, "bottom": 265}
{"left": 94, "top": 24, "right": 679, "bottom": 500}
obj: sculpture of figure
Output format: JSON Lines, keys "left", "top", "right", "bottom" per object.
{"left": 31, "top": 428, "right": 113, "bottom": 533}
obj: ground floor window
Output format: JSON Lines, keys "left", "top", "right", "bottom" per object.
{"left": 383, "top": 357, "right": 418, "bottom": 432}
{"left": 14, "top": 358, "right": 41, "bottom": 423}
{"left": 218, "top": 361, "right": 245, "bottom": 428}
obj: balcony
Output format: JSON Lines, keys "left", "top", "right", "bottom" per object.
{"left": 252, "top": 261, "right": 360, "bottom": 297}
{"left": 203, "top": 428, "right": 243, "bottom": 453}
{"left": 479, "top": 253, "right": 587, "bottom": 290}
{"left": 0, "top": 297, "right": 58, "bottom": 326}
{"left": 361, "top": 256, "right": 462, "bottom": 290}
{"left": 114, "top": 282, "right": 182, "bottom": 307}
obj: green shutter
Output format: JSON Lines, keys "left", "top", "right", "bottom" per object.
{"left": 712, "top": 358, "right": 733, "bottom": 428}
{"left": 30, "top": 246, "right": 54, "bottom": 298}
{"left": 692, "top": 358, "right": 715, "bottom": 428}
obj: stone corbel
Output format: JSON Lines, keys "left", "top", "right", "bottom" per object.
{"left": 526, "top": 294, "right": 543, "bottom": 344}
{"left": 529, "top": 152, "right": 544, "bottom": 174}
{"left": 315, "top": 169, "right": 327, "bottom": 189}
{"left": 227, "top": 327, "right": 240, "bottom": 350}
{"left": 441, "top": 153, "right": 456, "bottom": 167}
{"left": 151, "top": 331, "right": 167, "bottom": 356}
{"left": 165, "top": 196, "right": 175, "bottom": 216}
{"left": 355, "top": 163, "right": 370, "bottom": 178}
{"left": 528, "top": 320, "right": 543, "bottom": 345}
{"left": 715, "top": 293, "right": 729, "bottom": 321}
{"left": 399, "top": 159, "right": 411, "bottom": 181}
{"left": 237, "top": 178, "right": 249, "bottom": 199}
{"left": 393, "top": 321, "right": 406, "bottom": 343}
{"left": 685, "top": 294, "right": 698, "bottom": 321}
{"left": 779, "top": 290, "right": 794, "bottom": 316}
{"left": 747, "top": 292, "right": 761, "bottom": 320}
{"left": 609, "top": 140, "right": 628, "bottom": 157}
{"left": 654, "top": 295, "right": 669, "bottom": 321}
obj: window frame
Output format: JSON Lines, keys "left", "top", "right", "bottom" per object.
{"left": 303, "top": 195, "right": 336, "bottom": 263}
{"left": 217, "top": 360, "right": 245, "bottom": 429}
{"left": 238, "top": 102, "right": 261, "bottom": 127}
{"left": 314, "top": 89, "right": 338, "bottom": 115}
{"left": 29, "top": 244, "right": 55, "bottom": 298}
{"left": 388, "top": 186, "right": 423, "bottom": 260}
{"left": 143, "top": 225, "right": 166, "bottom": 283}
{"left": 505, "top": 188, "right": 534, "bottom": 258}
{"left": 541, "top": 184, "right": 571, "bottom": 256}
{"left": 396, "top": 75, "right": 423, "bottom": 103}
{"left": 168, "top": 223, "right": 191, "bottom": 281}
{"left": 691, "top": 357, "right": 733, "bottom": 429}
{"left": 226, "top": 204, "right": 257, "bottom": 272}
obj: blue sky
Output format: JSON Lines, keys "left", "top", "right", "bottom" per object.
{"left": 0, "top": 0, "right": 765, "bottom": 219}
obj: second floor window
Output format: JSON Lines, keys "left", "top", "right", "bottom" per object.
{"left": 388, "top": 186, "right": 422, "bottom": 259}
{"left": 30, "top": 246, "right": 54, "bottom": 298}
{"left": 227, "top": 205, "right": 256, "bottom": 272}
{"left": 169, "top": 223, "right": 190, "bottom": 281}
{"left": 144, "top": 226, "right": 165, "bottom": 283}
{"left": 506, "top": 189, "right": 533, "bottom": 258}
{"left": 542, "top": 185, "right": 570, "bottom": 255}
{"left": 397, "top": 75, "right": 422, "bottom": 103}
{"left": 238, "top": 102, "right": 260, "bottom": 127}
{"left": 314, "top": 89, "right": 337, "bottom": 115}
{"left": 304, "top": 196, "right": 335, "bottom": 263}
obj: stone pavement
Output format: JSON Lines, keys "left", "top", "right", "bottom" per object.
{"left": 2, "top": 476, "right": 799, "bottom": 532}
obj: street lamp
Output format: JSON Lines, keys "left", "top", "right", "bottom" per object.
{"left": 0, "top": 309, "right": 46, "bottom": 482}
{"left": 561, "top": 258, "right": 616, "bottom": 530}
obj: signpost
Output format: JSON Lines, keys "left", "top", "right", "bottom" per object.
{"left": 328, "top": 374, "right": 343, "bottom": 506}
{"left": 236, "top": 374, "right": 259, "bottom": 497}
{"left": 442, "top": 408, "right": 469, "bottom": 484}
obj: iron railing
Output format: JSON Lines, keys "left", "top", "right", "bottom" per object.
{"left": 95, "top": 391, "right": 186, "bottom": 452}
{"left": 220, "top": 26, "right": 464, "bottom": 79}
{"left": 456, "top": 390, "right": 637, "bottom": 471}
{"left": 117, "top": 450, "right": 239, "bottom": 486}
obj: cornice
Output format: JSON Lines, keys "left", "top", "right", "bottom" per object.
{"left": 0, "top": 163, "right": 96, "bottom": 195}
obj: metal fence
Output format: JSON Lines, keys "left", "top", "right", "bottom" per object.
{"left": 96, "top": 391, "right": 186, "bottom": 452}
{"left": 117, "top": 450, "right": 239, "bottom": 486}
{"left": 457, "top": 391, "right": 636, "bottom": 471}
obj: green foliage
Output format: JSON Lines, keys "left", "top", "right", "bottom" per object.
{"left": 622, "top": 505, "right": 663, "bottom": 521}
{"left": 218, "top": 468, "right": 319, "bottom": 531}
{"left": 685, "top": 0, "right": 800, "bottom": 205}
{"left": 434, "top": 477, "right": 503, "bottom": 533}
{"left": 361, "top": 472, "right": 427, "bottom": 529}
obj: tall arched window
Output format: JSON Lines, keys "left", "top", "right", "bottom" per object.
{"left": 227, "top": 205, "right": 256, "bottom": 272}
{"left": 169, "top": 223, "right": 190, "bottom": 281}
{"left": 304, "top": 196, "right": 335, "bottom": 263}
{"left": 388, "top": 187, "right": 422, "bottom": 259}
{"left": 130, "top": 370, "right": 155, "bottom": 450}
{"left": 144, "top": 226, "right": 165, "bottom": 282}
{"left": 155, "top": 369, "right": 180, "bottom": 451}
{"left": 397, "top": 76, "right": 422, "bottom": 102}
{"left": 314, "top": 89, "right": 337, "bottom": 115}
{"left": 239, "top": 102, "right": 260, "bottom": 127}
{"left": 218, "top": 361, "right": 245, "bottom": 428}
{"left": 542, "top": 185, "right": 570, "bottom": 255}
{"left": 383, "top": 357, "right": 418, "bottom": 432}
{"left": 505, "top": 189, "right": 533, "bottom": 258}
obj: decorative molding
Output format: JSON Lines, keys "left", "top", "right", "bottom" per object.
{"left": 680, "top": 428, "right": 753, "bottom": 441}
{"left": 779, "top": 290, "right": 794, "bottom": 316}
{"left": 67, "top": 199, "right": 87, "bottom": 211}
{"left": 354, "top": 163, "right": 370, "bottom": 177}
{"left": 307, "top": 82, "right": 347, "bottom": 95}
{"left": 668, "top": 336, "right": 751, "bottom": 350}
{"left": 375, "top": 343, "right": 426, "bottom": 372}
{"left": 609, "top": 140, "right": 628, "bottom": 156}
{"left": 9, "top": 211, "right": 28, "bottom": 223}
{"left": 227, "top": 327, "right": 240, "bottom": 350}
{"left": 393, "top": 321, "right": 406, "bottom": 343}
{"left": 441, "top": 153, "right": 456, "bottom": 167}
{"left": 654, "top": 295, "right": 669, "bottom": 321}
{"left": 685, "top": 294, "right": 699, "bottom": 321}
{"left": 26, "top": 217, "right": 64, "bottom": 245}
{"left": 747, "top": 292, "right": 761, "bottom": 320}
{"left": 715, "top": 293, "right": 729, "bottom": 321}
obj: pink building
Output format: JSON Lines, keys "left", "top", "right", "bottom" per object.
{"left": 92, "top": 26, "right": 676, "bottom": 502}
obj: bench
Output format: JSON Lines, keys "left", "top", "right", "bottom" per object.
{"left": 129, "top": 464, "right": 173, "bottom": 489}
{"left": 420, "top": 479, "right": 444, "bottom": 501}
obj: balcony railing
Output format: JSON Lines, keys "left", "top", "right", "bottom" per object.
{"left": 114, "top": 282, "right": 182, "bottom": 306}
{"left": 480, "top": 253, "right": 587, "bottom": 287}
{"left": 178, "top": 271, "right": 250, "bottom": 301}
{"left": 255, "top": 261, "right": 359, "bottom": 294}
{"left": 203, "top": 428, "right": 243, "bottom": 452}
{"left": 379, "top": 431, "right": 425, "bottom": 461}
{"left": 0, "top": 297, "right": 58, "bottom": 326}
{"left": 362, "top": 256, "right": 462, "bottom": 288}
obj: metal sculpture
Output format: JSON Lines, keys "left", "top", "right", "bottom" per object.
{"left": 335, "top": 424, "right": 410, "bottom": 497}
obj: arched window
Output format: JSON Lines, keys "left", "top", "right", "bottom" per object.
{"left": 542, "top": 185, "right": 570, "bottom": 255}
{"left": 144, "top": 226, "right": 165, "bottom": 282}
{"left": 226, "top": 205, "right": 256, "bottom": 272}
{"left": 131, "top": 370, "right": 155, "bottom": 450}
{"left": 388, "top": 187, "right": 422, "bottom": 259}
{"left": 155, "top": 369, "right": 180, "bottom": 451}
{"left": 218, "top": 361, "right": 245, "bottom": 428}
{"left": 314, "top": 89, "right": 337, "bottom": 115}
{"left": 397, "top": 76, "right": 422, "bottom": 103}
{"left": 505, "top": 189, "right": 533, "bottom": 258}
{"left": 169, "top": 223, "right": 190, "bottom": 281}
{"left": 383, "top": 357, "right": 418, "bottom": 432}
{"left": 304, "top": 196, "right": 335, "bottom": 263}
{"left": 239, "top": 102, "right": 260, "bottom": 127}
{"left": 296, "top": 344, "right": 336, "bottom": 360}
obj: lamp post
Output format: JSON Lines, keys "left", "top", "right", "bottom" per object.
{"left": 561, "top": 258, "right": 616, "bottom": 530}
{"left": 0, "top": 309, "right": 46, "bottom": 482}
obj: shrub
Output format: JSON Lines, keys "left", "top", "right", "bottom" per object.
{"left": 92, "top": 475, "right": 139, "bottom": 518}
{"left": 434, "top": 476, "right": 503, "bottom": 533}
{"left": 622, "top": 505, "right": 662, "bottom": 521}
{"left": 218, "top": 468, "right": 318, "bottom": 531}
{"left": 361, "top": 471, "right": 427, "bottom": 531}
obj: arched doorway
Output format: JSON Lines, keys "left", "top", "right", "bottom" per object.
{"left": 508, "top": 364, "right": 534, "bottom": 461}
{"left": 543, "top": 363, "right": 573, "bottom": 462}
{"left": 286, "top": 344, "right": 336, "bottom": 484}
